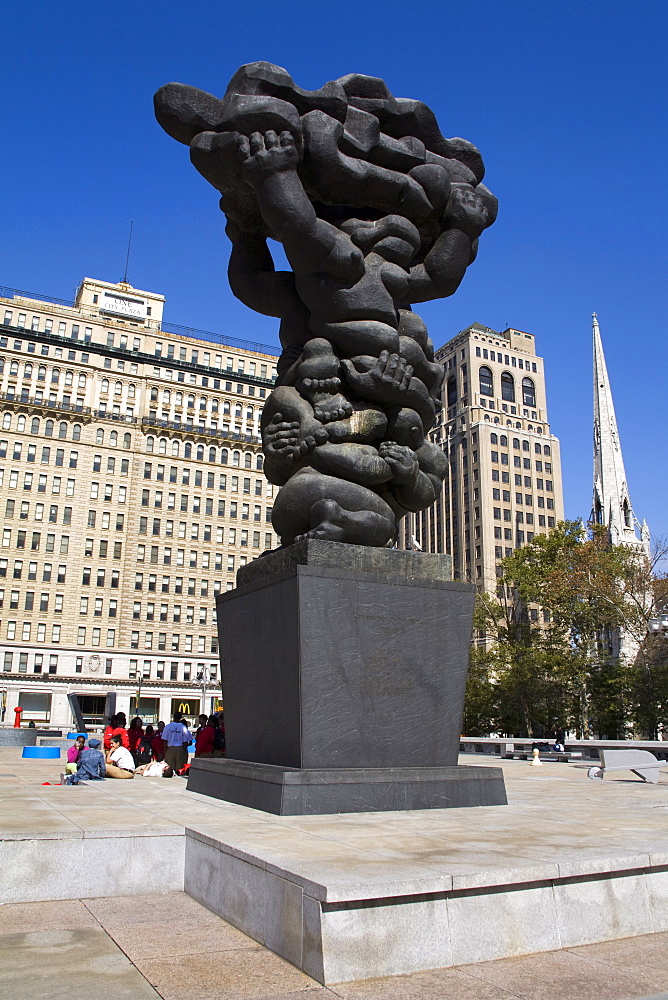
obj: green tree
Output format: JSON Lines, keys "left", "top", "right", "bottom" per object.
{"left": 466, "top": 521, "right": 664, "bottom": 739}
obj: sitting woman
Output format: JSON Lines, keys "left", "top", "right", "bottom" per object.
{"left": 105, "top": 733, "right": 135, "bottom": 779}
{"left": 65, "top": 735, "right": 86, "bottom": 776}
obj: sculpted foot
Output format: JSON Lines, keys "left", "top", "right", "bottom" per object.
{"left": 313, "top": 392, "right": 354, "bottom": 423}
{"left": 295, "top": 499, "right": 348, "bottom": 542}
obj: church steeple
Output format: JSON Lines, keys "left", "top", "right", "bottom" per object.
{"left": 592, "top": 313, "right": 648, "bottom": 552}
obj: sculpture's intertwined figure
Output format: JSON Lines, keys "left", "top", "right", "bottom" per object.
{"left": 155, "top": 62, "right": 497, "bottom": 547}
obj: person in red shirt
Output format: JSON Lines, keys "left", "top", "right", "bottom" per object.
{"left": 194, "top": 716, "right": 217, "bottom": 757}
{"left": 127, "top": 717, "right": 145, "bottom": 754}
{"left": 103, "top": 713, "right": 130, "bottom": 751}
{"left": 151, "top": 720, "right": 167, "bottom": 761}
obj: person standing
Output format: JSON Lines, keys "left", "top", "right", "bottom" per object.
{"left": 103, "top": 713, "right": 129, "bottom": 751}
{"left": 127, "top": 717, "right": 145, "bottom": 756}
{"left": 213, "top": 711, "right": 226, "bottom": 757}
{"left": 151, "top": 721, "right": 166, "bottom": 761}
{"left": 162, "top": 712, "right": 190, "bottom": 772}
{"left": 195, "top": 716, "right": 217, "bottom": 758}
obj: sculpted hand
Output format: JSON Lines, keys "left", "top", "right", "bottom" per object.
{"left": 378, "top": 442, "right": 419, "bottom": 484}
{"left": 239, "top": 131, "right": 299, "bottom": 182}
{"left": 446, "top": 183, "right": 497, "bottom": 238}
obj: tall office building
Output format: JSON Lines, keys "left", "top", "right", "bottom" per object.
{"left": 0, "top": 277, "right": 279, "bottom": 730}
{"left": 401, "top": 322, "right": 564, "bottom": 592}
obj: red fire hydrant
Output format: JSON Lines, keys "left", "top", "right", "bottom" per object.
{"left": 13, "top": 707, "right": 23, "bottom": 728}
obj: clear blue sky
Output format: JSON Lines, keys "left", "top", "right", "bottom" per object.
{"left": 2, "top": 0, "right": 667, "bottom": 545}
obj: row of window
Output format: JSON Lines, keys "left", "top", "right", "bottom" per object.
{"left": 2, "top": 312, "right": 94, "bottom": 341}
{"left": 86, "top": 511, "right": 124, "bottom": 530}
{"left": 2, "top": 650, "right": 59, "bottom": 674}
{"left": 137, "top": 534, "right": 270, "bottom": 565}
{"left": 5, "top": 621, "right": 62, "bottom": 642}
{"left": 491, "top": 491, "right": 555, "bottom": 507}
{"left": 0, "top": 560, "right": 66, "bottom": 582}
{"left": 145, "top": 439, "right": 263, "bottom": 468}
{"left": 1, "top": 361, "right": 89, "bottom": 387}
{"left": 133, "top": 574, "right": 218, "bottom": 595}
{"left": 139, "top": 504, "right": 270, "bottom": 525}
{"left": 153, "top": 343, "right": 274, "bottom": 380}
{"left": 479, "top": 368, "right": 536, "bottom": 405}
{"left": 81, "top": 568, "right": 120, "bottom": 587}
{"left": 481, "top": 412, "right": 541, "bottom": 429}
{"left": 148, "top": 368, "right": 270, "bottom": 391}
{"left": 132, "top": 602, "right": 212, "bottom": 623}
{"left": 129, "top": 658, "right": 213, "bottom": 682}
{"left": 3, "top": 444, "right": 82, "bottom": 468}
{"left": 2, "top": 529, "right": 71, "bottom": 552}
{"left": 2, "top": 415, "right": 83, "bottom": 438}
{"left": 475, "top": 346, "right": 538, "bottom": 371}
{"left": 144, "top": 467, "right": 266, "bottom": 493}
{"left": 1, "top": 414, "right": 134, "bottom": 448}
{"left": 149, "top": 387, "right": 264, "bottom": 408}
{"left": 0, "top": 590, "right": 63, "bottom": 612}
{"left": 0, "top": 335, "right": 91, "bottom": 364}
{"left": 5, "top": 501, "right": 75, "bottom": 523}
{"left": 490, "top": 434, "right": 550, "bottom": 454}
{"left": 2, "top": 319, "right": 277, "bottom": 379}
{"left": 79, "top": 597, "right": 118, "bottom": 617}
{"left": 493, "top": 508, "right": 555, "bottom": 521}
{"left": 129, "top": 631, "right": 214, "bottom": 653}
{"left": 1, "top": 470, "right": 76, "bottom": 493}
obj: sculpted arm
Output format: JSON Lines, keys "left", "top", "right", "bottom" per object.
{"left": 226, "top": 221, "right": 299, "bottom": 319}
{"left": 406, "top": 183, "right": 498, "bottom": 304}
{"left": 240, "top": 131, "right": 363, "bottom": 280}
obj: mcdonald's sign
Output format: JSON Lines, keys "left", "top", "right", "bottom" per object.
{"left": 171, "top": 697, "right": 200, "bottom": 721}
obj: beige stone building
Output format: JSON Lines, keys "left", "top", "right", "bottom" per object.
{"left": 399, "top": 322, "right": 564, "bottom": 592}
{"left": 0, "top": 277, "right": 279, "bottom": 730}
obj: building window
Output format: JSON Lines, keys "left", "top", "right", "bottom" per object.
{"left": 501, "top": 372, "right": 515, "bottom": 402}
{"left": 479, "top": 366, "right": 493, "bottom": 397}
{"left": 522, "top": 377, "right": 536, "bottom": 407}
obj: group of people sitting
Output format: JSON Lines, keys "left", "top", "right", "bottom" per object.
{"left": 62, "top": 710, "right": 226, "bottom": 785}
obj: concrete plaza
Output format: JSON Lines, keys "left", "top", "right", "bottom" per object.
{"left": 1, "top": 747, "right": 668, "bottom": 998}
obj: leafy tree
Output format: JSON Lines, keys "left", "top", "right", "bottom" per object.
{"left": 465, "top": 521, "right": 667, "bottom": 738}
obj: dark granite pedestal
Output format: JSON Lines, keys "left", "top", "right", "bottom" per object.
{"left": 187, "top": 759, "right": 507, "bottom": 814}
{"left": 189, "top": 540, "right": 506, "bottom": 814}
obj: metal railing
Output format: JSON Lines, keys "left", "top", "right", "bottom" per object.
{"left": 0, "top": 285, "right": 279, "bottom": 358}
{"left": 0, "top": 392, "right": 92, "bottom": 416}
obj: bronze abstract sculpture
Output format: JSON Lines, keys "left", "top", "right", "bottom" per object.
{"left": 155, "top": 63, "right": 496, "bottom": 547}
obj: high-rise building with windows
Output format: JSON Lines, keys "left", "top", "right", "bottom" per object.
{"left": 0, "top": 277, "right": 279, "bottom": 730}
{"left": 400, "top": 322, "right": 564, "bottom": 592}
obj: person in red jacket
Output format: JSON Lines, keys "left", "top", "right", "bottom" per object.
{"left": 194, "top": 716, "right": 217, "bottom": 757}
{"left": 151, "top": 720, "right": 167, "bottom": 761}
{"left": 127, "top": 717, "right": 145, "bottom": 754}
{"left": 103, "top": 713, "right": 130, "bottom": 751}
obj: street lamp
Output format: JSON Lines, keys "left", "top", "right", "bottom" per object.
{"left": 195, "top": 665, "right": 215, "bottom": 717}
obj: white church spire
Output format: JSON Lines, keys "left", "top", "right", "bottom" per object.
{"left": 592, "top": 313, "right": 648, "bottom": 553}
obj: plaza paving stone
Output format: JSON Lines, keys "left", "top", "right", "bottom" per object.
{"left": 2, "top": 747, "right": 668, "bottom": 997}
{"left": 0, "top": 895, "right": 667, "bottom": 999}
